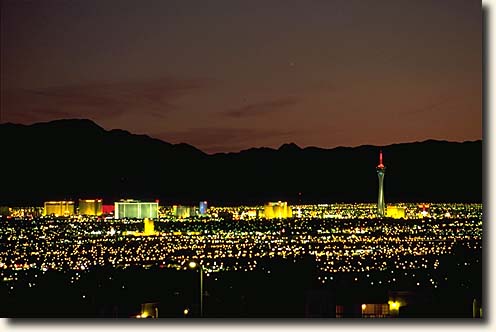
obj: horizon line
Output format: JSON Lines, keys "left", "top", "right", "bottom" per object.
{"left": 0, "top": 117, "right": 483, "bottom": 155}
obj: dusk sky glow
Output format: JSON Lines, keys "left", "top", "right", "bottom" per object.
{"left": 0, "top": 0, "right": 481, "bottom": 154}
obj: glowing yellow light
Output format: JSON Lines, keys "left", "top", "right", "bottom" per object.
{"left": 361, "top": 304, "right": 367, "bottom": 310}
{"left": 183, "top": 308, "right": 189, "bottom": 315}
{"left": 144, "top": 218, "right": 155, "bottom": 235}
{"left": 189, "top": 261, "right": 197, "bottom": 269}
{"left": 388, "top": 300, "right": 400, "bottom": 310}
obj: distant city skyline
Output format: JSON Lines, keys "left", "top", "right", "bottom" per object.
{"left": 1, "top": 0, "right": 481, "bottom": 153}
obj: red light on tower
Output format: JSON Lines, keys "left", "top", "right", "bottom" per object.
{"left": 377, "top": 150, "right": 385, "bottom": 168}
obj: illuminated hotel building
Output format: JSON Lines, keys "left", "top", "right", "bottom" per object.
{"left": 143, "top": 218, "right": 155, "bottom": 235}
{"left": 173, "top": 205, "right": 196, "bottom": 218}
{"left": 78, "top": 199, "right": 103, "bottom": 216}
{"left": 264, "top": 201, "right": 293, "bottom": 219}
{"left": 139, "top": 302, "right": 159, "bottom": 319}
{"left": 386, "top": 206, "right": 406, "bottom": 219}
{"left": 199, "top": 201, "right": 208, "bottom": 215}
{"left": 2, "top": 206, "right": 43, "bottom": 218}
{"left": 102, "top": 204, "right": 115, "bottom": 215}
{"left": 114, "top": 200, "right": 158, "bottom": 219}
{"left": 43, "top": 201, "right": 75, "bottom": 217}
{"left": 376, "top": 151, "right": 386, "bottom": 217}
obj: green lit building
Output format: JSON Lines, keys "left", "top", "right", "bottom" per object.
{"left": 114, "top": 200, "right": 158, "bottom": 219}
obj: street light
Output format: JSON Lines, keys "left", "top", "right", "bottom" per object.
{"left": 188, "top": 261, "right": 203, "bottom": 317}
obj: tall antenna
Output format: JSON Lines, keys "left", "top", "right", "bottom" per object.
{"left": 378, "top": 150, "right": 384, "bottom": 168}
{"left": 376, "top": 149, "right": 386, "bottom": 217}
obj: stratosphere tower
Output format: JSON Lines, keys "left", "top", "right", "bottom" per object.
{"left": 376, "top": 150, "right": 386, "bottom": 217}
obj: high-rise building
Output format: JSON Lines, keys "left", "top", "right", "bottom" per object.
{"left": 43, "top": 201, "right": 75, "bottom": 217}
{"left": 143, "top": 218, "right": 155, "bottom": 235}
{"left": 8, "top": 207, "right": 43, "bottom": 218}
{"left": 102, "top": 204, "right": 115, "bottom": 215}
{"left": 78, "top": 199, "right": 103, "bottom": 216}
{"left": 139, "top": 302, "right": 159, "bottom": 319}
{"left": 199, "top": 201, "right": 208, "bottom": 215}
{"left": 264, "top": 201, "right": 293, "bottom": 219}
{"left": 114, "top": 200, "right": 158, "bottom": 219}
{"left": 173, "top": 205, "right": 196, "bottom": 218}
{"left": 386, "top": 206, "right": 406, "bottom": 219}
{"left": 376, "top": 151, "right": 386, "bottom": 217}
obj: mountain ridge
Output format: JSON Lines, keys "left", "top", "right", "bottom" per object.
{"left": 1, "top": 118, "right": 481, "bottom": 154}
{"left": 0, "top": 119, "right": 482, "bottom": 206}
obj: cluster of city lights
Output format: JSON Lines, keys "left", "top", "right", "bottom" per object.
{"left": 0, "top": 203, "right": 481, "bottom": 291}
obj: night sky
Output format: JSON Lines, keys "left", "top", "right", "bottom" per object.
{"left": 0, "top": 0, "right": 481, "bottom": 154}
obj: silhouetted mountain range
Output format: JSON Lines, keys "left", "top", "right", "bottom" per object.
{"left": 0, "top": 119, "right": 482, "bottom": 206}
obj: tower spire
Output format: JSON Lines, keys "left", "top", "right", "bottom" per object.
{"left": 376, "top": 149, "right": 386, "bottom": 217}
{"left": 378, "top": 150, "right": 384, "bottom": 168}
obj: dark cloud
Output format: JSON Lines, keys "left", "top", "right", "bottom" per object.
{"left": 0, "top": 78, "right": 210, "bottom": 124}
{"left": 155, "top": 127, "right": 304, "bottom": 154}
{"left": 221, "top": 97, "right": 300, "bottom": 118}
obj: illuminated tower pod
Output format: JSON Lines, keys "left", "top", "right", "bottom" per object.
{"left": 376, "top": 150, "right": 386, "bottom": 217}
